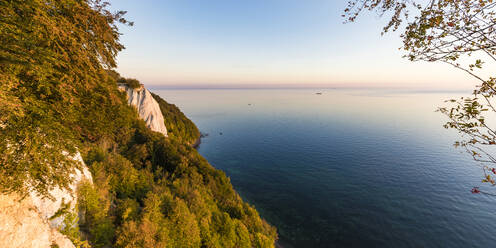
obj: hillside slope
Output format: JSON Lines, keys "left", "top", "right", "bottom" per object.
{"left": 0, "top": 153, "right": 92, "bottom": 248}
{"left": 76, "top": 83, "right": 277, "bottom": 247}
{"left": 118, "top": 84, "right": 168, "bottom": 137}
{"left": 151, "top": 92, "right": 201, "bottom": 146}
{"left": 0, "top": 1, "right": 276, "bottom": 247}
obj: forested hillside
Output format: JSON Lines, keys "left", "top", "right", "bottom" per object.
{"left": 151, "top": 92, "right": 201, "bottom": 146}
{"left": 0, "top": 1, "right": 276, "bottom": 247}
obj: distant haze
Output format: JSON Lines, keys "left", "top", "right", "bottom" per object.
{"left": 111, "top": 0, "right": 477, "bottom": 90}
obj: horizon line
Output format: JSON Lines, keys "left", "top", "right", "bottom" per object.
{"left": 145, "top": 83, "right": 474, "bottom": 92}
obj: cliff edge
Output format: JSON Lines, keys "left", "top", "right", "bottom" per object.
{"left": 0, "top": 152, "right": 92, "bottom": 248}
{"left": 118, "top": 84, "right": 168, "bottom": 137}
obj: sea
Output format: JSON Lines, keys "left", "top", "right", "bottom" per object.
{"left": 155, "top": 88, "right": 496, "bottom": 248}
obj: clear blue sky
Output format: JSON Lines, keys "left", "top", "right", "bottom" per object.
{"left": 110, "top": 0, "right": 475, "bottom": 89}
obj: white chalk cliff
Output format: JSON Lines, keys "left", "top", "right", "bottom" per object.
{"left": 118, "top": 84, "right": 168, "bottom": 137}
{"left": 0, "top": 152, "right": 93, "bottom": 248}
{"left": 0, "top": 85, "right": 167, "bottom": 248}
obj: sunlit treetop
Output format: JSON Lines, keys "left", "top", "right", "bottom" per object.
{"left": 0, "top": 0, "right": 132, "bottom": 197}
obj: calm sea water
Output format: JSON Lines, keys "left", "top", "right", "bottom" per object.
{"left": 155, "top": 88, "right": 496, "bottom": 248}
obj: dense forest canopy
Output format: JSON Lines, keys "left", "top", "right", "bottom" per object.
{"left": 0, "top": 0, "right": 130, "bottom": 197}
{"left": 0, "top": 1, "right": 277, "bottom": 247}
{"left": 151, "top": 92, "right": 201, "bottom": 146}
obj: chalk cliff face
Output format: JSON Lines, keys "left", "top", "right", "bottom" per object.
{"left": 0, "top": 84, "right": 168, "bottom": 248}
{"left": 0, "top": 193, "right": 76, "bottom": 248}
{"left": 119, "top": 84, "right": 168, "bottom": 137}
{"left": 30, "top": 152, "right": 93, "bottom": 228}
{"left": 1, "top": 86, "right": 168, "bottom": 248}
{"left": 0, "top": 152, "right": 92, "bottom": 248}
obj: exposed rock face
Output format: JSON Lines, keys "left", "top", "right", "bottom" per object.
{"left": 0, "top": 84, "right": 168, "bottom": 247}
{"left": 0, "top": 152, "right": 92, "bottom": 248}
{"left": 0, "top": 193, "right": 75, "bottom": 248}
{"left": 30, "top": 152, "right": 93, "bottom": 228}
{"left": 118, "top": 84, "right": 168, "bottom": 137}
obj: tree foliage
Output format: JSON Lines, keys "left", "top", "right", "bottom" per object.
{"left": 0, "top": 0, "right": 131, "bottom": 197}
{"left": 151, "top": 92, "right": 201, "bottom": 146}
{"left": 0, "top": 0, "right": 277, "bottom": 246}
{"left": 118, "top": 77, "right": 142, "bottom": 89}
{"left": 80, "top": 115, "right": 277, "bottom": 247}
{"left": 345, "top": 0, "right": 496, "bottom": 194}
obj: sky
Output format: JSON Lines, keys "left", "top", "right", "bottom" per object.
{"left": 109, "top": 0, "right": 477, "bottom": 89}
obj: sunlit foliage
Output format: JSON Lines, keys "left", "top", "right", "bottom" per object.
{"left": 0, "top": 0, "right": 131, "bottom": 197}
{"left": 151, "top": 92, "right": 201, "bottom": 146}
{"left": 0, "top": 0, "right": 277, "bottom": 246}
{"left": 118, "top": 78, "right": 142, "bottom": 89}
{"left": 80, "top": 118, "right": 276, "bottom": 247}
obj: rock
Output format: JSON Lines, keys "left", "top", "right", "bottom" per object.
{"left": 0, "top": 193, "right": 75, "bottom": 248}
{"left": 118, "top": 84, "right": 168, "bottom": 137}
{"left": 29, "top": 152, "right": 93, "bottom": 229}
{"left": 0, "top": 151, "right": 92, "bottom": 248}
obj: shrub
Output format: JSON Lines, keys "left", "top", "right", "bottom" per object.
{"left": 118, "top": 78, "right": 142, "bottom": 89}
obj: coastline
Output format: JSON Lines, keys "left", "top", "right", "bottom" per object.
{"left": 192, "top": 136, "right": 201, "bottom": 148}
{"left": 192, "top": 131, "right": 285, "bottom": 248}
{"left": 275, "top": 237, "right": 294, "bottom": 248}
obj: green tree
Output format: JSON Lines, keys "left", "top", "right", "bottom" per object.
{"left": 0, "top": 2, "right": 278, "bottom": 246}
{"left": 0, "top": 0, "right": 131, "bottom": 197}
{"left": 345, "top": 0, "right": 496, "bottom": 194}
{"left": 151, "top": 92, "right": 200, "bottom": 145}
{"left": 118, "top": 78, "right": 142, "bottom": 89}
